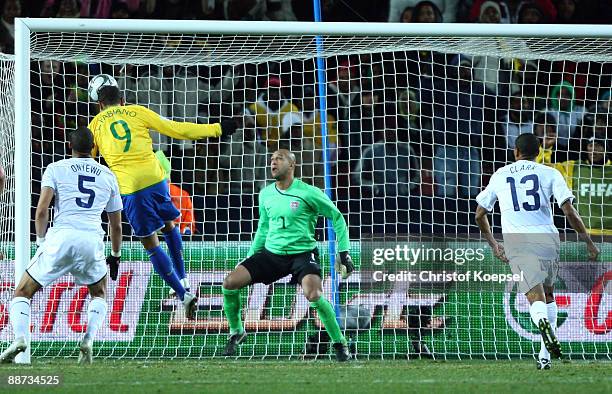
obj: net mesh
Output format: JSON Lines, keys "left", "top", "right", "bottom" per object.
{"left": 2, "top": 28, "right": 612, "bottom": 360}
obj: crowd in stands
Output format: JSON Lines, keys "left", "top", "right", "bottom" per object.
{"left": 2, "top": 0, "right": 611, "bottom": 237}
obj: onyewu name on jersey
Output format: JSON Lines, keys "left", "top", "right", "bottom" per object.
{"left": 509, "top": 162, "right": 537, "bottom": 174}
{"left": 70, "top": 163, "right": 102, "bottom": 176}
{"left": 579, "top": 183, "right": 612, "bottom": 197}
{"left": 98, "top": 107, "right": 137, "bottom": 121}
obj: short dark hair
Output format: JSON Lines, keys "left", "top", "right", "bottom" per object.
{"left": 71, "top": 127, "right": 94, "bottom": 153}
{"left": 98, "top": 85, "right": 122, "bottom": 105}
{"left": 515, "top": 133, "right": 540, "bottom": 159}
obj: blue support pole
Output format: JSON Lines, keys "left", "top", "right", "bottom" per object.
{"left": 312, "top": 0, "right": 340, "bottom": 315}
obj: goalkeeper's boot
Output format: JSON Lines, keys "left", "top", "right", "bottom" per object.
{"left": 169, "top": 278, "right": 191, "bottom": 298}
{"left": 0, "top": 336, "right": 27, "bottom": 363}
{"left": 332, "top": 342, "right": 351, "bottom": 362}
{"left": 182, "top": 292, "right": 198, "bottom": 320}
{"left": 222, "top": 331, "right": 247, "bottom": 356}
{"left": 537, "top": 358, "right": 551, "bottom": 370}
{"left": 538, "top": 318, "right": 562, "bottom": 359}
{"left": 78, "top": 334, "right": 93, "bottom": 365}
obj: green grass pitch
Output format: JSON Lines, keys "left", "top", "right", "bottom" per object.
{"left": 1, "top": 359, "right": 610, "bottom": 393}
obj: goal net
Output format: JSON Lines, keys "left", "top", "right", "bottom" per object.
{"left": 3, "top": 20, "right": 612, "bottom": 360}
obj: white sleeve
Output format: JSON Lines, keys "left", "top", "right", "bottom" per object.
{"left": 40, "top": 165, "right": 56, "bottom": 190}
{"left": 552, "top": 169, "right": 574, "bottom": 208}
{"left": 475, "top": 174, "right": 498, "bottom": 212}
{"left": 105, "top": 175, "right": 123, "bottom": 213}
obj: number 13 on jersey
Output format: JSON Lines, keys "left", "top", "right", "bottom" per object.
{"left": 507, "top": 174, "right": 541, "bottom": 212}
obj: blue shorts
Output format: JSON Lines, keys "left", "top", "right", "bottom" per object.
{"left": 122, "top": 180, "right": 180, "bottom": 237}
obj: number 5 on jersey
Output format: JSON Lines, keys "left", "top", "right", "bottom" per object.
{"left": 76, "top": 175, "right": 96, "bottom": 209}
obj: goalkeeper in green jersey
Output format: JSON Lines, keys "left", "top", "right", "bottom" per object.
{"left": 221, "top": 149, "right": 354, "bottom": 361}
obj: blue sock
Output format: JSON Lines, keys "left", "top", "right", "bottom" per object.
{"left": 163, "top": 227, "right": 186, "bottom": 280}
{"left": 148, "top": 246, "right": 186, "bottom": 300}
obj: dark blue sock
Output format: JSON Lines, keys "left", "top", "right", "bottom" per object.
{"left": 163, "top": 226, "right": 186, "bottom": 280}
{"left": 147, "top": 246, "right": 186, "bottom": 300}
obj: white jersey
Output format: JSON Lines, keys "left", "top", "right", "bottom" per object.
{"left": 476, "top": 160, "right": 574, "bottom": 234}
{"left": 41, "top": 157, "right": 122, "bottom": 236}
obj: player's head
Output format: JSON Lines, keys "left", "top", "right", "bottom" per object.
{"left": 70, "top": 127, "right": 95, "bottom": 157}
{"left": 514, "top": 133, "right": 540, "bottom": 161}
{"left": 271, "top": 149, "right": 296, "bottom": 181}
{"left": 97, "top": 85, "right": 123, "bottom": 108}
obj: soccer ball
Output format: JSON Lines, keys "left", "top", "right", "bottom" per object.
{"left": 87, "top": 74, "right": 118, "bottom": 102}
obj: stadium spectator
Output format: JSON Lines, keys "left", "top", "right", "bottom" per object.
{"left": 30, "top": 60, "right": 67, "bottom": 159}
{"left": 546, "top": 80, "right": 586, "bottom": 149}
{"left": 533, "top": 111, "right": 564, "bottom": 164}
{"left": 575, "top": 112, "right": 612, "bottom": 145}
{"left": 388, "top": 0, "right": 456, "bottom": 22}
{"left": 468, "top": 0, "right": 511, "bottom": 22}
{"left": 223, "top": 0, "right": 295, "bottom": 21}
{"left": 554, "top": 0, "right": 580, "bottom": 23}
{"left": 499, "top": 87, "right": 534, "bottom": 151}
{"left": 245, "top": 75, "right": 298, "bottom": 150}
{"left": 411, "top": 1, "right": 444, "bottom": 22}
{"left": 327, "top": 59, "right": 361, "bottom": 130}
{"left": 475, "top": 0, "right": 501, "bottom": 22}
{"left": 347, "top": 82, "right": 384, "bottom": 166}
{"left": 515, "top": 0, "right": 556, "bottom": 23}
{"left": 554, "top": 138, "right": 612, "bottom": 235}
{"left": 431, "top": 55, "right": 487, "bottom": 198}
{"left": 264, "top": 0, "right": 297, "bottom": 21}
{"left": 299, "top": 86, "right": 338, "bottom": 161}
{"left": 77, "top": 0, "right": 139, "bottom": 18}
{"left": 399, "top": 6, "right": 414, "bottom": 22}
{"left": 596, "top": 89, "right": 612, "bottom": 114}
{"left": 0, "top": 0, "right": 21, "bottom": 54}
{"left": 0, "top": 164, "right": 5, "bottom": 194}
{"left": 396, "top": 88, "right": 433, "bottom": 158}
{"left": 218, "top": 119, "right": 268, "bottom": 195}
{"left": 352, "top": 128, "right": 419, "bottom": 197}
{"left": 42, "top": 0, "right": 80, "bottom": 17}
{"left": 156, "top": 151, "right": 197, "bottom": 234}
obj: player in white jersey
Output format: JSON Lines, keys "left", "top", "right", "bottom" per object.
{"left": 0, "top": 127, "right": 123, "bottom": 365}
{"left": 475, "top": 133, "right": 599, "bottom": 370}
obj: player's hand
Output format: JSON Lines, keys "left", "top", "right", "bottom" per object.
{"left": 587, "top": 242, "right": 599, "bottom": 261}
{"left": 491, "top": 242, "right": 508, "bottom": 263}
{"left": 220, "top": 118, "right": 238, "bottom": 136}
{"left": 335, "top": 251, "right": 354, "bottom": 279}
{"left": 106, "top": 254, "right": 120, "bottom": 281}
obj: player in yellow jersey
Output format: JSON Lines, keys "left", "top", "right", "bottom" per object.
{"left": 88, "top": 79, "right": 237, "bottom": 319}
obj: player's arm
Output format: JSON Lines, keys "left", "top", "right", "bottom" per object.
{"left": 560, "top": 202, "right": 599, "bottom": 261}
{"left": 247, "top": 195, "right": 269, "bottom": 257}
{"left": 474, "top": 175, "right": 508, "bottom": 262}
{"left": 105, "top": 177, "right": 124, "bottom": 280}
{"left": 139, "top": 106, "right": 237, "bottom": 140}
{"left": 35, "top": 187, "right": 54, "bottom": 245}
{"left": 310, "top": 187, "right": 354, "bottom": 278}
{"left": 551, "top": 168, "right": 599, "bottom": 260}
{"left": 474, "top": 205, "right": 508, "bottom": 263}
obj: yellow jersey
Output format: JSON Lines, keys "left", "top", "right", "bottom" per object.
{"left": 88, "top": 104, "right": 221, "bottom": 195}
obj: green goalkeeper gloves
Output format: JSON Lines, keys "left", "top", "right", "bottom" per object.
{"left": 335, "top": 251, "right": 354, "bottom": 279}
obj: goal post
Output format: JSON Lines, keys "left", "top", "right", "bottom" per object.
{"left": 8, "top": 18, "right": 612, "bottom": 361}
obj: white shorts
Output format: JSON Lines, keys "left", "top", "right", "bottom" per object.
{"left": 508, "top": 255, "right": 559, "bottom": 294}
{"left": 26, "top": 229, "right": 107, "bottom": 287}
